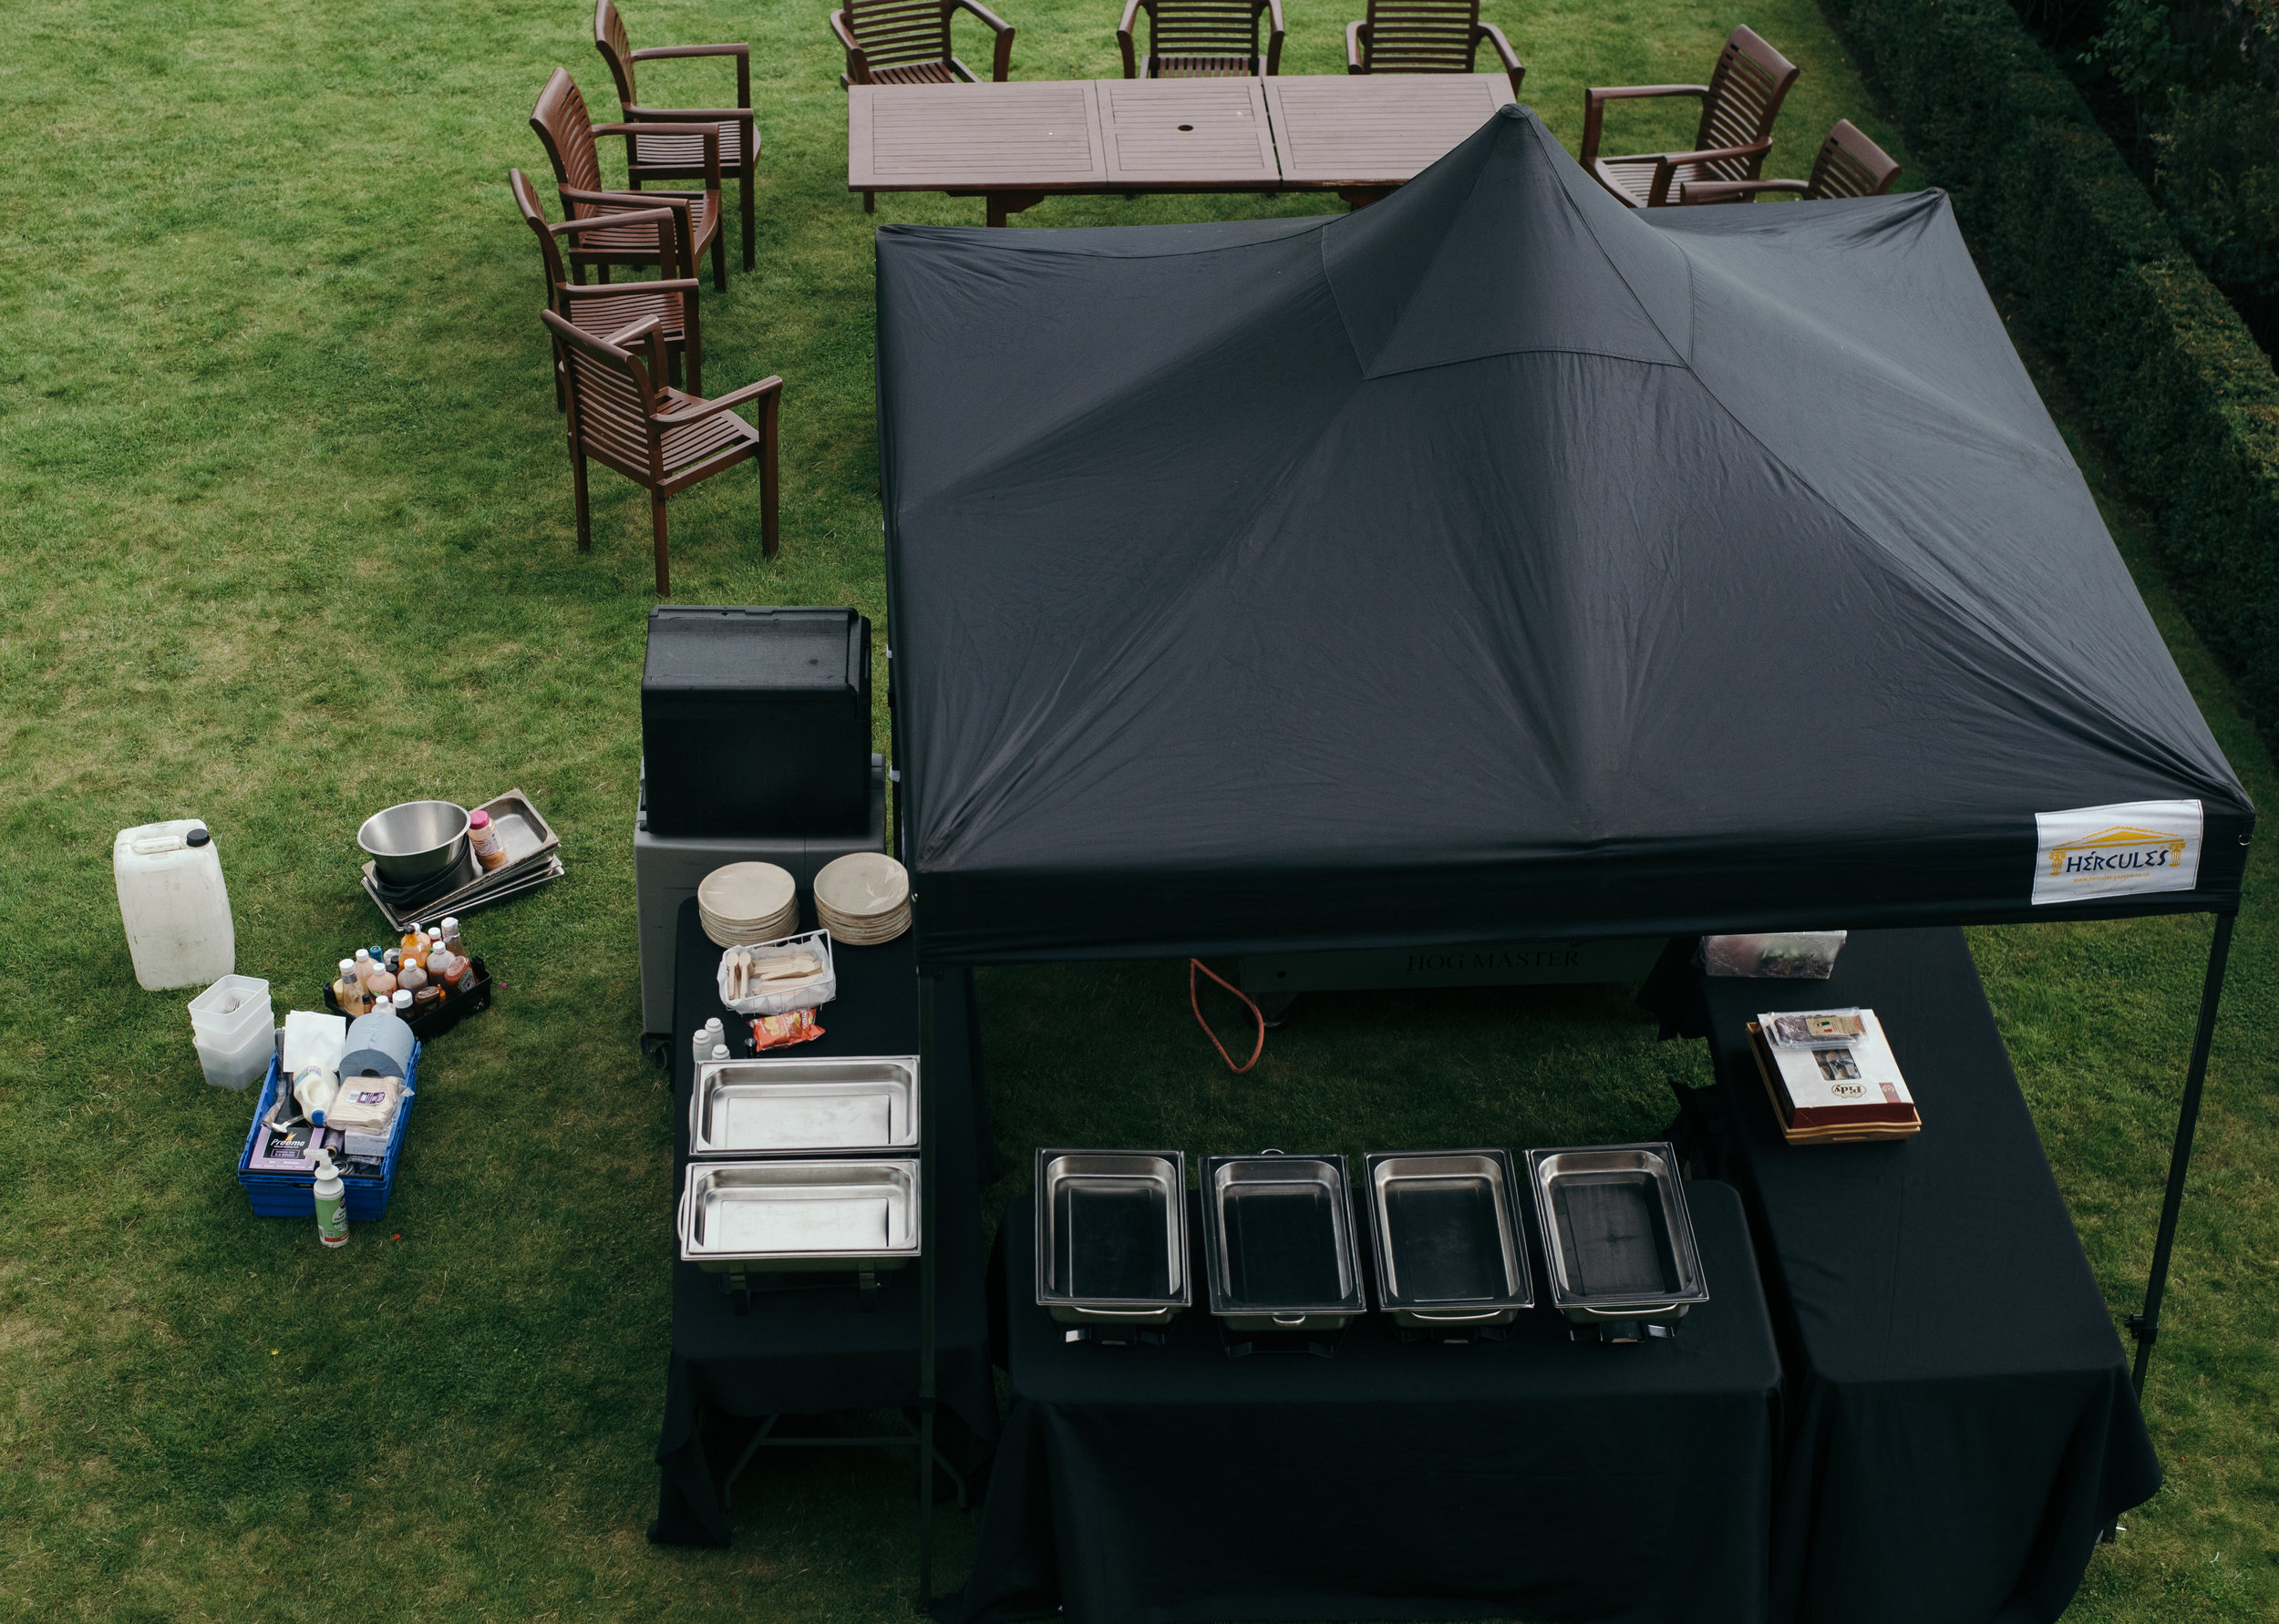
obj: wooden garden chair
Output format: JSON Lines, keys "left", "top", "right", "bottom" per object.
{"left": 593, "top": 0, "right": 760, "bottom": 272}
{"left": 530, "top": 67, "right": 727, "bottom": 293}
{"left": 511, "top": 170, "right": 701, "bottom": 401}
{"left": 1343, "top": 0, "right": 1522, "bottom": 97}
{"left": 542, "top": 310, "right": 780, "bottom": 596}
{"left": 1579, "top": 26, "right": 1799, "bottom": 208}
{"left": 1676, "top": 118, "right": 1900, "bottom": 203}
{"left": 1119, "top": 0, "right": 1284, "bottom": 78}
{"left": 830, "top": 0, "right": 1016, "bottom": 87}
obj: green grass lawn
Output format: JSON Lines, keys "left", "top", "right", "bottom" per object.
{"left": 2, "top": 0, "right": 2273, "bottom": 1617}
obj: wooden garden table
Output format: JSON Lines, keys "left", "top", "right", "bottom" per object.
{"left": 847, "top": 74, "right": 1513, "bottom": 225}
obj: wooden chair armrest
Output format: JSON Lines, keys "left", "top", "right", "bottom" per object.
{"left": 624, "top": 104, "right": 755, "bottom": 124}
{"left": 1118, "top": 0, "right": 1141, "bottom": 77}
{"left": 603, "top": 313, "right": 671, "bottom": 349}
{"left": 952, "top": 0, "right": 1016, "bottom": 79}
{"left": 1677, "top": 178, "right": 1807, "bottom": 203}
{"left": 1581, "top": 83, "right": 1710, "bottom": 165}
{"left": 1643, "top": 139, "right": 1772, "bottom": 205}
{"left": 1346, "top": 18, "right": 1368, "bottom": 73}
{"left": 1474, "top": 23, "right": 1523, "bottom": 94}
{"left": 828, "top": 10, "right": 872, "bottom": 85}
{"left": 551, "top": 206, "right": 678, "bottom": 240}
{"left": 631, "top": 43, "right": 752, "bottom": 108}
{"left": 561, "top": 185, "right": 693, "bottom": 214}
{"left": 1263, "top": 0, "right": 1284, "bottom": 75}
{"left": 655, "top": 375, "right": 786, "bottom": 425}
{"left": 594, "top": 122, "right": 721, "bottom": 186}
{"left": 562, "top": 277, "right": 701, "bottom": 301}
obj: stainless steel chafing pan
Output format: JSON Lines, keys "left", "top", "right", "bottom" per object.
{"left": 1363, "top": 1150, "right": 1533, "bottom": 1329}
{"left": 1525, "top": 1143, "right": 1708, "bottom": 1327}
{"left": 689, "top": 1055, "right": 920, "bottom": 1156}
{"left": 1035, "top": 1149, "right": 1191, "bottom": 1330}
{"left": 1201, "top": 1151, "right": 1366, "bottom": 1332}
{"left": 679, "top": 1159, "right": 920, "bottom": 1271}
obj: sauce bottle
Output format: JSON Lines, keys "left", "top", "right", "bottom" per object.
{"left": 438, "top": 917, "right": 464, "bottom": 956}
{"left": 335, "top": 959, "right": 366, "bottom": 1015}
{"left": 469, "top": 810, "right": 508, "bottom": 871}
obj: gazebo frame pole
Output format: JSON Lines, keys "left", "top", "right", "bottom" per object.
{"left": 2127, "top": 910, "right": 2237, "bottom": 1399}
{"left": 916, "top": 963, "right": 940, "bottom": 1609}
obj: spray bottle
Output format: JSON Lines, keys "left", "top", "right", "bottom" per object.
{"left": 312, "top": 1149, "right": 350, "bottom": 1249}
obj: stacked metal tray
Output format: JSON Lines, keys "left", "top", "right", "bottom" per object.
{"left": 677, "top": 1054, "right": 923, "bottom": 1273}
{"left": 362, "top": 788, "right": 563, "bottom": 930}
{"left": 1035, "top": 1149, "right": 1191, "bottom": 1332}
{"left": 1362, "top": 1150, "right": 1533, "bottom": 1330}
{"left": 1201, "top": 1151, "right": 1366, "bottom": 1333}
{"left": 1525, "top": 1142, "right": 1708, "bottom": 1331}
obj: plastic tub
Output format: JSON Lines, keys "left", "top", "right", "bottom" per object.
{"left": 188, "top": 974, "right": 273, "bottom": 1043}
{"left": 197, "top": 1018, "right": 276, "bottom": 1092}
{"left": 114, "top": 820, "right": 235, "bottom": 991}
{"left": 238, "top": 1044, "right": 418, "bottom": 1220}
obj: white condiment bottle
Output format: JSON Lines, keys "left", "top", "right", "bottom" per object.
{"left": 313, "top": 1149, "right": 349, "bottom": 1248}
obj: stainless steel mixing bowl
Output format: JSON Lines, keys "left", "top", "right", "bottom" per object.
{"left": 356, "top": 800, "right": 471, "bottom": 886}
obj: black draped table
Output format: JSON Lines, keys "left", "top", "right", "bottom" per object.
{"left": 962, "top": 1182, "right": 1782, "bottom": 1624}
{"left": 648, "top": 897, "right": 1000, "bottom": 1546}
{"left": 1645, "top": 927, "right": 2161, "bottom": 1624}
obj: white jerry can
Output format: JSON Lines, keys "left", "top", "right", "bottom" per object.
{"left": 113, "top": 819, "right": 237, "bottom": 991}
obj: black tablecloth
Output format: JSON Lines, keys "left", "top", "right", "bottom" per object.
{"left": 963, "top": 1181, "right": 1782, "bottom": 1624}
{"left": 648, "top": 898, "right": 1000, "bottom": 1546}
{"left": 1643, "top": 927, "right": 2161, "bottom": 1624}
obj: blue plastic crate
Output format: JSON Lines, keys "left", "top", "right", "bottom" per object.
{"left": 237, "top": 1043, "right": 419, "bottom": 1221}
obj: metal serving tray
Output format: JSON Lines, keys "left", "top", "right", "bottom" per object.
{"left": 1035, "top": 1149, "right": 1191, "bottom": 1329}
{"left": 476, "top": 788, "right": 561, "bottom": 869}
{"left": 1525, "top": 1143, "right": 1708, "bottom": 1326}
{"left": 1363, "top": 1150, "right": 1533, "bottom": 1328}
{"left": 690, "top": 1055, "right": 920, "bottom": 1156}
{"left": 678, "top": 1158, "right": 920, "bottom": 1272}
{"left": 1201, "top": 1151, "right": 1366, "bottom": 1331}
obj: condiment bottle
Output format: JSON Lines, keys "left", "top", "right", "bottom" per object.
{"left": 313, "top": 1149, "right": 350, "bottom": 1249}
{"left": 413, "top": 983, "right": 442, "bottom": 1012}
{"left": 335, "top": 959, "right": 366, "bottom": 1015}
{"left": 450, "top": 951, "right": 479, "bottom": 994}
{"left": 391, "top": 990, "right": 414, "bottom": 1018}
{"left": 469, "top": 809, "right": 507, "bottom": 871}
{"left": 403, "top": 938, "right": 428, "bottom": 974}
{"left": 366, "top": 966, "right": 398, "bottom": 1002}
{"left": 438, "top": 917, "right": 463, "bottom": 956}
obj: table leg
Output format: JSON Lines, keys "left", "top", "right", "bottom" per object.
{"left": 985, "top": 190, "right": 1046, "bottom": 228}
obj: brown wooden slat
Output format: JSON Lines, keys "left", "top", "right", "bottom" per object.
{"left": 1263, "top": 74, "right": 1511, "bottom": 184}
{"left": 1100, "top": 79, "right": 1275, "bottom": 184}
{"left": 848, "top": 82, "right": 1109, "bottom": 190}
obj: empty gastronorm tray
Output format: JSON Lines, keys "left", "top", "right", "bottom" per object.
{"left": 689, "top": 1055, "right": 920, "bottom": 1156}
{"left": 1201, "top": 1151, "right": 1366, "bottom": 1333}
{"left": 1036, "top": 1149, "right": 1191, "bottom": 1329}
{"left": 678, "top": 1158, "right": 920, "bottom": 1272}
{"left": 1525, "top": 1143, "right": 1708, "bottom": 1326}
{"left": 1363, "top": 1150, "right": 1533, "bottom": 1328}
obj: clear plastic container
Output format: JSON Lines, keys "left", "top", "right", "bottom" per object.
{"left": 196, "top": 1017, "right": 275, "bottom": 1092}
{"left": 187, "top": 974, "right": 273, "bottom": 1043}
{"left": 115, "top": 820, "right": 236, "bottom": 991}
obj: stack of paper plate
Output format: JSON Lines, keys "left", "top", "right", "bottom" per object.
{"left": 813, "top": 853, "right": 912, "bottom": 946}
{"left": 699, "top": 862, "right": 799, "bottom": 948}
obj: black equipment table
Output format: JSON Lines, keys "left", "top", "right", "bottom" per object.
{"left": 962, "top": 1181, "right": 1782, "bottom": 1623}
{"left": 1645, "top": 927, "right": 2162, "bottom": 1624}
{"left": 648, "top": 898, "right": 999, "bottom": 1546}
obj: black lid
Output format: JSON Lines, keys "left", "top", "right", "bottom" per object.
{"left": 644, "top": 607, "right": 863, "bottom": 693}
{"left": 186, "top": 827, "right": 211, "bottom": 847}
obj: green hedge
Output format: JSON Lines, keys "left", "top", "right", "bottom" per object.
{"left": 1820, "top": 0, "right": 2279, "bottom": 736}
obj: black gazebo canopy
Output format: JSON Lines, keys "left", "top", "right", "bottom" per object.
{"left": 876, "top": 107, "right": 2249, "bottom": 966}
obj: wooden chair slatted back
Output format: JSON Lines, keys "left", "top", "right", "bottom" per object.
{"left": 1140, "top": 0, "right": 1267, "bottom": 61}
{"left": 1363, "top": 0, "right": 1481, "bottom": 74}
{"left": 1809, "top": 118, "right": 1900, "bottom": 200}
{"left": 845, "top": 0, "right": 957, "bottom": 71}
{"left": 551, "top": 315, "right": 665, "bottom": 476}
{"left": 1695, "top": 26, "right": 1798, "bottom": 180}
{"left": 510, "top": 169, "right": 571, "bottom": 297}
{"left": 595, "top": 0, "right": 640, "bottom": 108}
{"left": 531, "top": 69, "right": 606, "bottom": 202}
